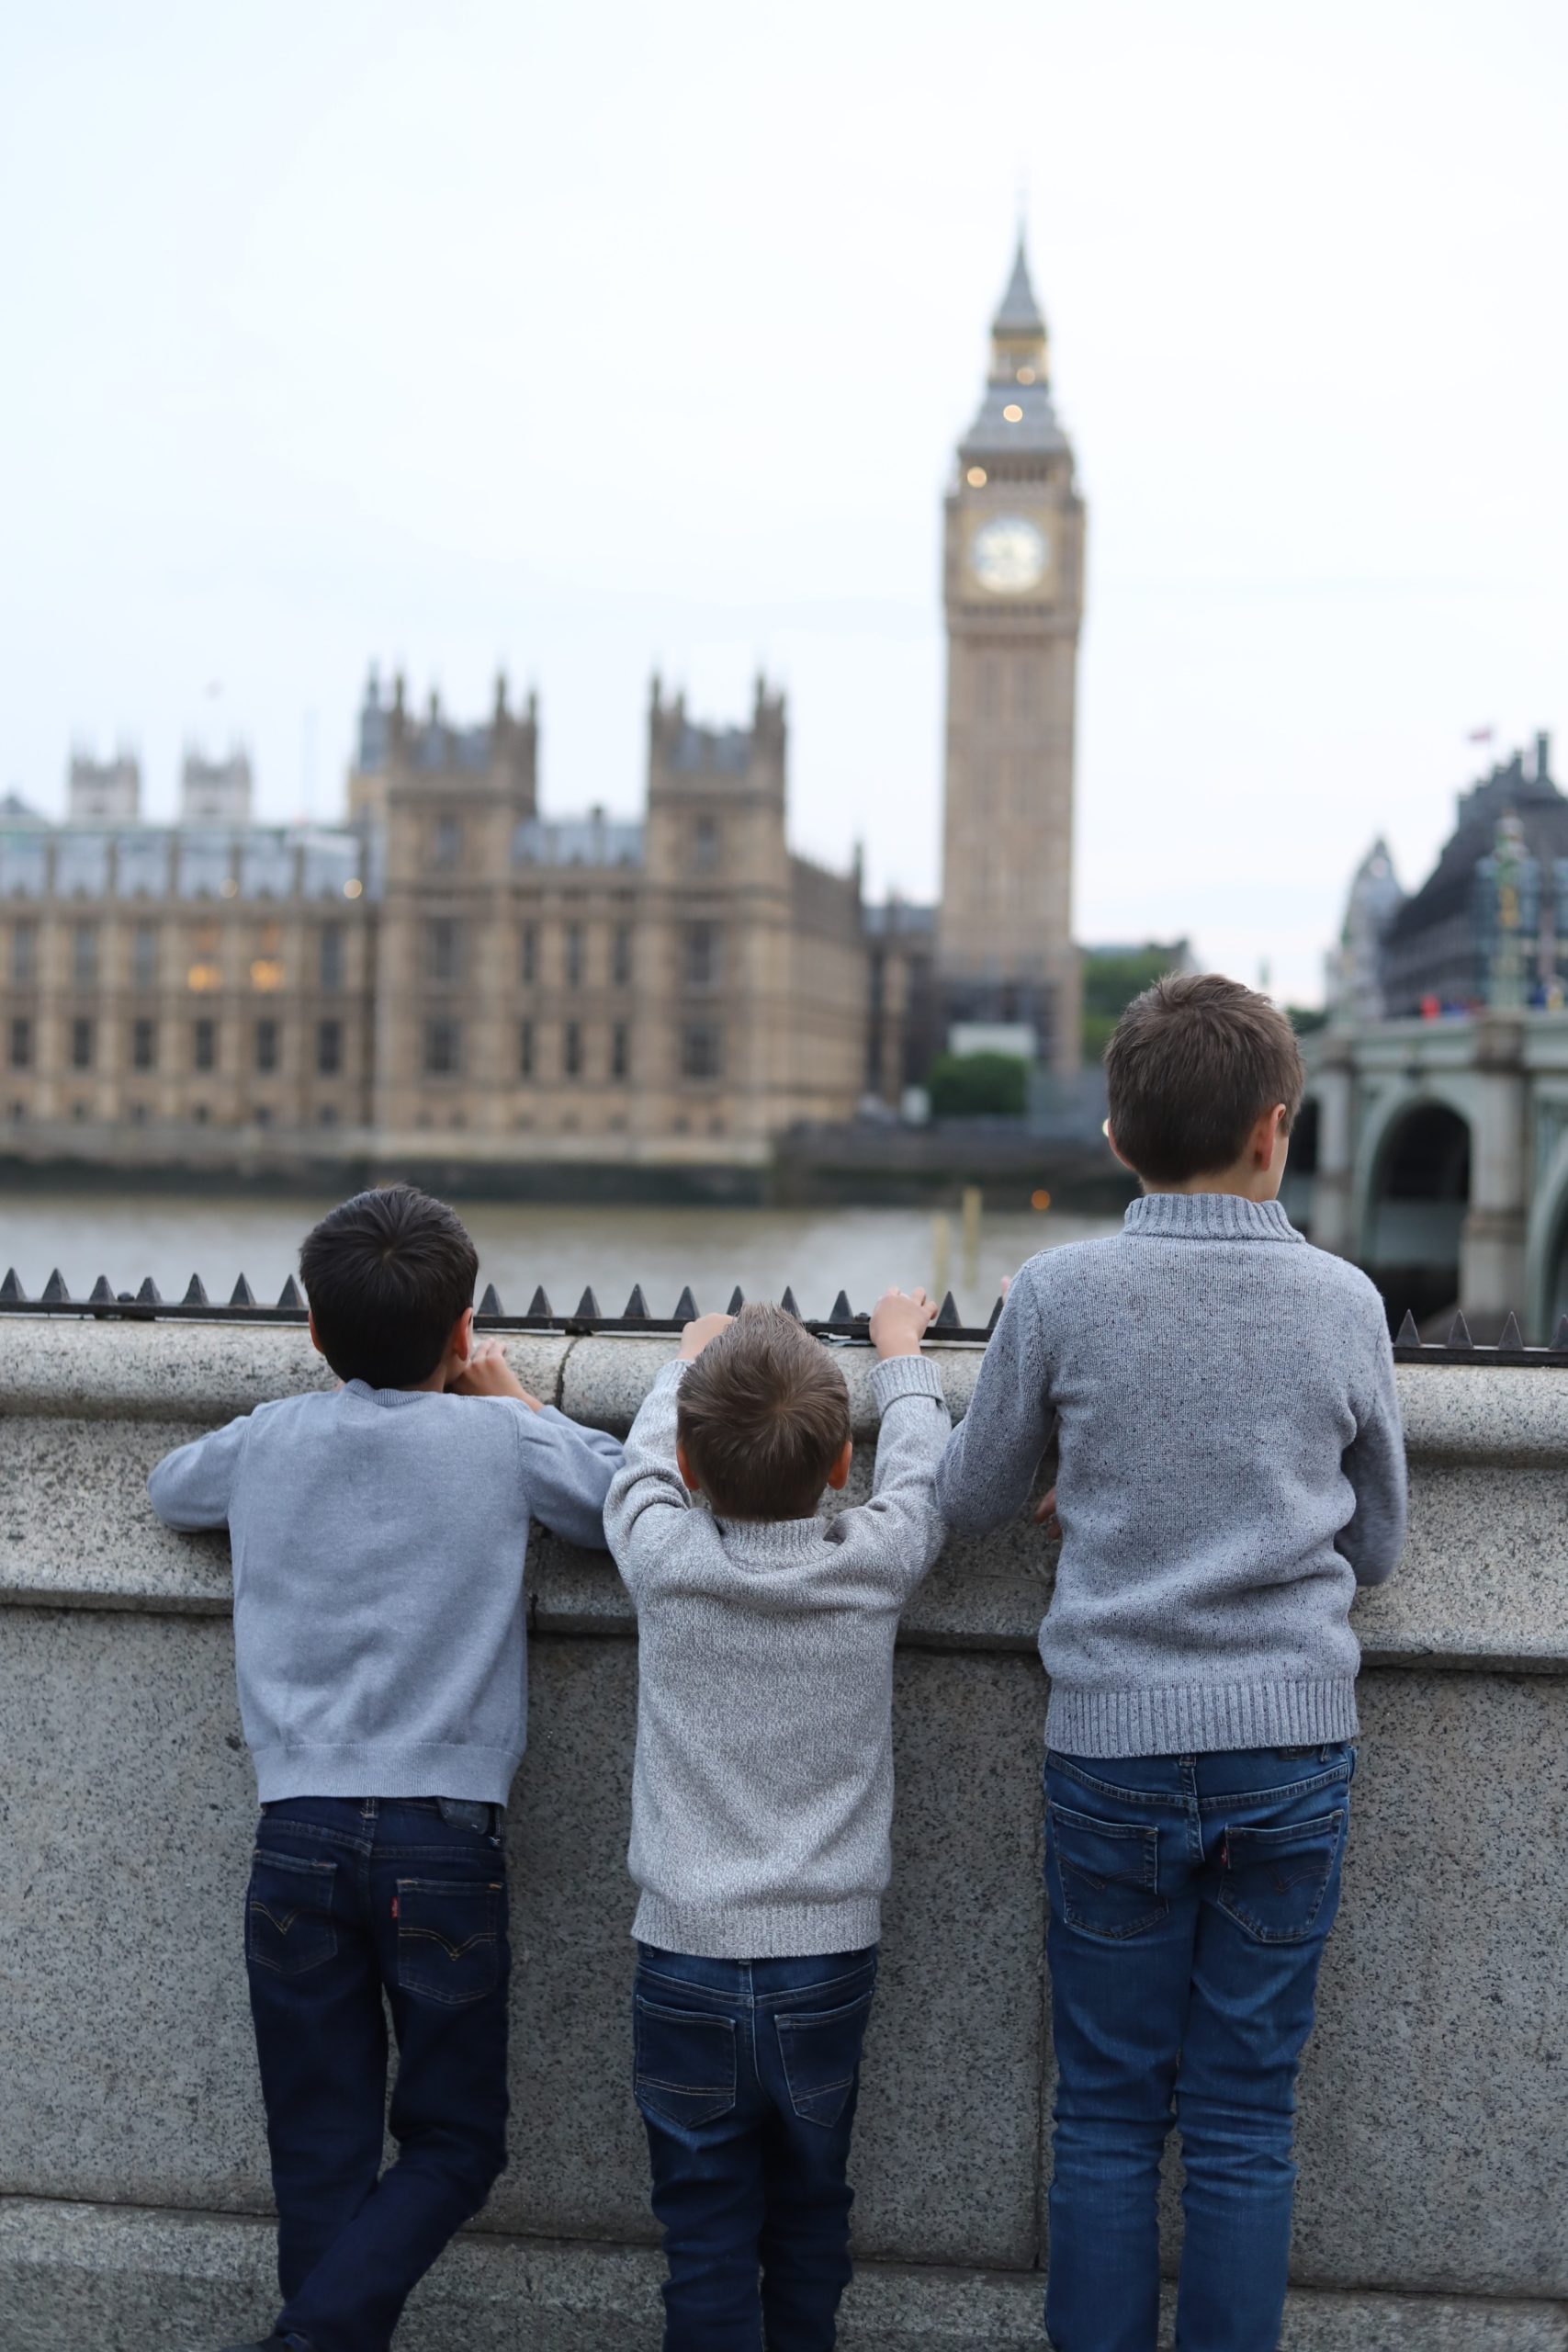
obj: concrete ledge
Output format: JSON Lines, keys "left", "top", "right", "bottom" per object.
{"left": 4, "top": 2200, "right": 1564, "bottom": 2352}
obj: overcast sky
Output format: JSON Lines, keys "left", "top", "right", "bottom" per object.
{"left": 2, "top": 0, "right": 1563, "bottom": 1003}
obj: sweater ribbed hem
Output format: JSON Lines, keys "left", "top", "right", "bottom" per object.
{"left": 1043, "top": 1677, "right": 1359, "bottom": 1759}
{"left": 632, "top": 1892, "right": 883, "bottom": 1961}
{"left": 252, "top": 1740, "right": 522, "bottom": 1806}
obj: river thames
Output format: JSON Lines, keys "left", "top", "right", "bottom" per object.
{"left": 0, "top": 1190, "right": 1122, "bottom": 1326}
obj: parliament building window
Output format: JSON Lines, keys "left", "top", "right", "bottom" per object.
{"left": 254, "top": 1019, "right": 279, "bottom": 1075}
{"left": 9, "top": 1016, "right": 31, "bottom": 1070}
{"left": 424, "top": 1017, "right": 461, "bottom": 1077}
{"left": 11, "top": 922, "right": 37, "bottom": 986}
{"left": 434, "top": 815, "right": 461, "bottom": 868}
{"left": 131, "top": 923, "right": 158, "bottom": 988}
{"left": 682, "top": 1023, "right": 721, "bottom": 1080}
{"left": 71, "top": 1017, "right": 94, "bottom": 1070}
{"left": 193, "top": 1018, "right": 217, "bottom": 1073}
{"left": 613, "top": 922, "right": 632, "bottom": 986}
{"left": 319, "top": 924, "right": 344, "bottom": 991}
{"left": 317, "top": 1019, "right": 342, "bottom": 1076}
{"left": 132, "top": 1018, "right": 156, "bottom": 1072}
{"left": 694, "top": 815, "right": 718, "bottom": 872}
{"left": 685, "top": 922, "right": 719, "bottom": 989}
{"left": 563, "top": 1021, "right": 582, "bottom": 1079}
{"left": 611, "top": 1022, "right": 629, "bottom": 1080}
{"left": 520, "top": 923, "right": 538, "bottom": 985}
{"left": 519, "top": 1019, "right": 535, "bottom": 1079}
{"left": 565, "top": 922, "right": 584, "bottom": 989}
{"left": 73, "top": 922, "right": 98, "bottom": 989}
{"left": 428, "top": 918, "right": 462, "bottom": 984}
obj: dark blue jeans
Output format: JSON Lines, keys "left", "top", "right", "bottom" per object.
{"left": 245, "top": 1796, "right": 511, "bottom": 2352}
{"left": 1043, "top": 1744, "right": 1355, "bottom": 2352}
{"left": 633, "top": 1942, "right": 878, "bottom": 2352}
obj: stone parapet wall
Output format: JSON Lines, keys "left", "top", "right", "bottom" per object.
{"left": 1, "top": 1323, "right": 1565, "bottom": 2348}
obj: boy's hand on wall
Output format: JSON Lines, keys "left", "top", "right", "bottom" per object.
{"left": 870, "top": 1287, "right": 938, "bottom": 1359}
{"left": 1033, "top": 1483, "right": 1062, "bottom": 1539}
{"left": 678, "top": 1313, "right": 734, "bottom": 1361}
{"left": 449, "top": 1340, "right": 545, "bottom": 1411}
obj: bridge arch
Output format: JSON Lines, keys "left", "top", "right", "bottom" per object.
{"left": 1353, "top": 1085, "right": 1473, "bottom": 1327}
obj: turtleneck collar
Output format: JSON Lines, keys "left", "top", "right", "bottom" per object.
{"left": 1123, "top": 1193, "right": 1303, "bottom": 1243}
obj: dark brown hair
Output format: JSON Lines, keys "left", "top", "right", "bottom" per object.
{"left": 676, "top": 1302, "right": 852, "bottom": 1520}
{"left": 299, "top": 1184, "right": 478, "bottom": 1387}
{"left": 1104, "top": 973, "right": 1304, "bottom": 1186}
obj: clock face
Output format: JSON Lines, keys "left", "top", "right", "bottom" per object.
{"left": 970, "top": 514, "right": 1048, "bottom": 595}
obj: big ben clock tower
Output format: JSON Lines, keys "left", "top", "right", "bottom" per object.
{"left": 939, "top": 238, "right": 1085, "bottom": 1074}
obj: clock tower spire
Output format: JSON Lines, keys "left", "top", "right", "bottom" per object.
{"left": 937, "top": 234, "right": 1086, "bottom": 1074}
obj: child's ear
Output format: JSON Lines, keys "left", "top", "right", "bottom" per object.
{"left": 826, "top": 1438, "right": 853, "bottom": 1492}
{"left": 451, "top": 1305, "right": 475, "bottom": 1366}
{"left": 675, "top": 1439, "right": 703, "bottom": 1496}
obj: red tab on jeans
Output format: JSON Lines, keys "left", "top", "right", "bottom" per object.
{"left": 391, "top": 1895, "right": 399, "bottom": 1919}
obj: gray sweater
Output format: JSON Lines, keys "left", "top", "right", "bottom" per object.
{"left": 604, "top": 1353, "right": 951, "bottom": 1959}
{"left": 936, "top": 1193, "right": 1407, "bottom": 1758}
{"left": 148, "top": 1383, "right": 624, "bottom": 1803}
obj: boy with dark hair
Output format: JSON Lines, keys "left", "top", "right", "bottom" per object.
{"left": 147, "top": 1183, "right": 624, "bottom": 2352}
{"left": 604, "top": 1292, "right": 951, "bottom": 2352}
{"left": 938, "top": 974, "right": 1407, "bottom": 2352}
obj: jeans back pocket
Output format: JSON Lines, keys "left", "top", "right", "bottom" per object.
{"left": 1216, "top": 1809, "right": 1346, "bottom": 1944}
{"left": 247, "top": 1849, "right": 338, "bottom": 1978}
{"left": 396, "top": 1878, "right": 502, "bottom": 2007}
{"left": 1048, "top": 1799, "right": 1168, "bottom": 1940}
{"left": 775, "top": 1986, "right": 875, "bottom": 2131}
{"left": 634, "top": 1995, "right": 738, "bottom": 2131}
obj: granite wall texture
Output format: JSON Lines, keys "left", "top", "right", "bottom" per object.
{"left": 0, "top": 1321, "right": 1564, "bottom": 2348}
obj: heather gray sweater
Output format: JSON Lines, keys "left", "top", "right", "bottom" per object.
{"left": 148, "top": 1384, "right": 624, "bottom": 1803}
{"left": 936, "top": 1193, "right": 1407, "bottom": 1758}
{"left": 605, "top": 1353, "right": 951, "bottom": 1958}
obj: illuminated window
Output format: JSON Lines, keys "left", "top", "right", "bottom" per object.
{"left": 254, "top": 1019, "right": 279, "bottom": 1074}
{"left": 71, "top": 1016, "right": 94, "bottom": 1070}
{"left": 132, "top": 1018, "right": 156, "bottom": 1071}
{"left": 966, "top": 466, "right": 987, "bottom": 488}
{"left": 424, "top": 1017, "right": 461, "bottom": 1077}
{"left": 343, "top": 876, "right": 364, "bottom": 901}
{"left": 1003, "top": 403, "right": 1023, "bottom": 423}
{"left": 193, "top": 1018, "right": 216, "bottom": 1073}
{"left": 316, "top": 1019, "right": 342, "bottom": 1076}
{"left": 186, "top": 922, "right": 221, "bottom": 993}
{"left": 1016, "top": 367, "right": 1035, "bottom": 385}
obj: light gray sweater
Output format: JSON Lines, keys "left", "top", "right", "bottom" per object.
{"left": 936, "top": 1193, "right": 1407, "bottom": 1758}
{"left": 148, "top": 1383, "right": 624, "bottom": 1803}
{"left": 604, "top": 1353, "right": 952, "bottom": 1959}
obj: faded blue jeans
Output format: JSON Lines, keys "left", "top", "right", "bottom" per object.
{"left": 633, "top": 1942, "right": 878, "bottom": 2351}
{"left": 1043, "top": 1743, "right": 1355, "bottom": 2352}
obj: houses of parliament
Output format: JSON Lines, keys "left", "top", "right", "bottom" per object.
{"left": 0, "top": 242, "right": 1085, "bottom": 1185}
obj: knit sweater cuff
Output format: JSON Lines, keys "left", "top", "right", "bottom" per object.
{"left": 870, "top": 1353, "right": 946, "bottom": 1413}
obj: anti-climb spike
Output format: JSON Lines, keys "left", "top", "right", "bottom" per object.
{"left": 674, "top": 1286, "right": 699, "bottom": 1322}
{"left": 1394, "top": 1310, "right": 1421, "bottom": 1346}
{"left": 0, "top": 1269, "right": 28, "bottom": 1304}
{"left": 575, "top": 1286, "right": 601, "bottom": 1319}
{"left": 136, "top": 1277, "right": 163, "bottom": 1305}
{"left": 231, "top": 1274, "right": 257, "bottom": 1307}
{"left": 89, "top": 1276, "right": 116, "bottom": 1304}
{"left": 829, "top": 1291, "right": 853, "bottom": 1323}
{"left": 527, "top": 1285, "right": 553, "bottom": 1319}
{"left": 622, "top": 1284, "right": 650, "bottom": 1320}
{"left": 987, "top": 1295, "right": 1004, "bottom": 1332}
{"left": 780, "top": 1286, "right": 802, "bottom": 1319}
{"left": 935, "top": 1291, "right": 961, "bottom": 1329}
{"left": 478, "top": 1283, "right": 503, "bottom": 1317}
{"left": 42, "top": 1270, "right": 70, "bottom": 1304}
{"left": 1498, "top": 1312, "right": 1524, "bottom": 1351}
{"left": 727, "top": 1286, "right": 745, "bottom": 1315}
{"left": 1447, "top": 1311, "right": 1473, "bottom": 1348}
{"left": 277, "top": 1274, "right": 303, "bottom": 1310}
{"left": 183, "top": 1273, "right": 209, "bottom": 1306}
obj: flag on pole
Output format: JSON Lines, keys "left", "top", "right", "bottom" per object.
{"left": 1467, "top": 725, "right": 1495, "bottom": 743}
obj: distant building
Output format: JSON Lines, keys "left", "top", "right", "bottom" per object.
{"left": 1334, "top": 734, "right": 1563, "bottom": 1018}
{"left": 68, "top": 753, "right": 141, "bottom": 826}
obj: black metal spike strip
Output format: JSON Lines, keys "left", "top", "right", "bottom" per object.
{"left": 0, "top": 1272, "right": 1564, "bottom": 1359}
